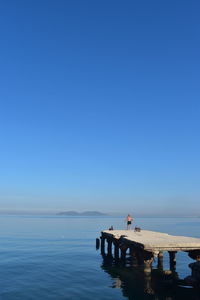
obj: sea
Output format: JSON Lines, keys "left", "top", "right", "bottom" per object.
{"left": 0, "top": 215, "right": 200, "bottom": 300}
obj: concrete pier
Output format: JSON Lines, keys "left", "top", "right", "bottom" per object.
{"left": 101, "top": 229, "right": 200, "bottom": 253}
{"left": 100, "top": 229, "right": 200, "bottom": 286}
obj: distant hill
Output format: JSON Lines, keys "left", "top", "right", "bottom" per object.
{"left": 57, "top": 211, "right": 107, "bottom": 216}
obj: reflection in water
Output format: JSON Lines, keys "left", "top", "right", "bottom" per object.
{"left": 101, "top": 254, "right": 200, "bottom": 300}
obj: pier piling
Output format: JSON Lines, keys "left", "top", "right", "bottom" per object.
{"left": 96, "top": 238, "right": 100, "bottom": 249}
{"left": 157, "top": 251, "right": 164, "bottom": 270}
{"left": 169, "top": 251, "right": 177, "bottom": 270}
{"left": 114, "top": 242, "right": 119, "bottom": 259}
{"left": 107, "top": 239, "right": 112, "bottom": 256}
{"left": 100, "top": 236, "right": 105, "bottom": 254}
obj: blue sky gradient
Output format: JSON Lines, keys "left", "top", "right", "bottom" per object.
{"left": 0, "top": 0, "right": 199, "bottom": 215}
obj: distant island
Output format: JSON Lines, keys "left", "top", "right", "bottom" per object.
{"left": 57, "top": 211, "right": 107, "bottom": 216}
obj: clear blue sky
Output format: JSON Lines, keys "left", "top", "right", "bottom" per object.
{"left": 0, "top": 0, "right": 199, "bottom": 215}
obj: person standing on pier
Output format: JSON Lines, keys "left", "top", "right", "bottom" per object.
{"left": 126, "top": 214, "right": 133, "bottom": 230}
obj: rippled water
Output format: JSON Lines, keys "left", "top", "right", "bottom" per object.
{"left": 0, "top": 215, "right": 200, "bottom": 299}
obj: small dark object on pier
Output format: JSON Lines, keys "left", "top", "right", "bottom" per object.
{"left": 134, "top": 226, "right": 141, "bottom": 232}
{"left": 109, "top": 226, "right": 113, "bottom": 230}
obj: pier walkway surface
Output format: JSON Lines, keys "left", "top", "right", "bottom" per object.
{"left": 101, "top": 229, "right": 200, "bottom": 253}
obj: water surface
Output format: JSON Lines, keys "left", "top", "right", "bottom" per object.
{"left": 0, "top": 216, "right": 199, "bottom": 299}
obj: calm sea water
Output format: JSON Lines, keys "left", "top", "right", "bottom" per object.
{"left": 0, "top": 215, "right": 200, "bottom": 300}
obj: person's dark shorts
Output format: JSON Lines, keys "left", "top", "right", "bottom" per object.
{"left": 127, "top": 221, "right": 131, "bottom": 225}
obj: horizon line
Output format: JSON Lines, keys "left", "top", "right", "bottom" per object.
{"left": 0, "top": 209, "right": 199, "bottom": 218}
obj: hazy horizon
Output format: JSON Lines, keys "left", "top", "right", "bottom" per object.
{"left": 0, "top": 208, "right": 199, "bottom": 218}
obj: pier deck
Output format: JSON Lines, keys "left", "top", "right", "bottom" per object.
{"left": 102, "top": 229, "right": 200, "bottom": 252}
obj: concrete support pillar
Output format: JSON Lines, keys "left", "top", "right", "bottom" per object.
{"left": 96, "top": 238, "right": 100, "bottom": 249}
{"left": 114, "top": 243, "right": 119, "bottom": 259}
{"left": 143, "top": 251, "right": 154, "bottom": 273}
{"left": 157, "top": 251, "right": 164, "bottom": 270}
{"left": 121, "top": 248, "right": 127, "bottom": 260}
{"left": 107, "top": 239, "right": 112, "bottom": 256}
{"left": 100, "top": 236, "right": 105, "bottom": 254}
{"left": 135, "top": 251, "right": 144, "bottom": 265}
{"left": 169, "top": 251, "right": 177, "bottom": 270}
{"left": 129, "top": 247, "right": 135, "bottom": 257}
{"left": 128, "top": 247, "right": 137, "bottom": 266}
